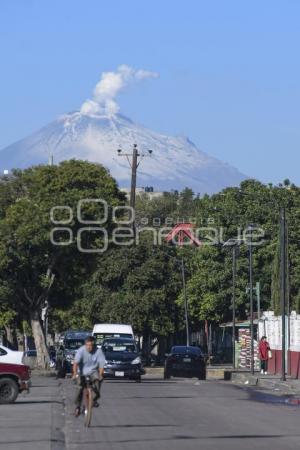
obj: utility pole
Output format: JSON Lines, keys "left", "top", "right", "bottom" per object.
{"left": 232, "top": 245, "right": 237, "bottom": 369}
{"left": 130, "top": 144, "right": 138, "bottom": 210}
{"left": 223, "top": 238, "right": 241, "bottom": 370}
{"left": 117, "top": 144, "right": 152, "bottom": 231}
{"left": 280, "top": 207, "right": 287, "bottom": 381}
{"left": 248, "top": 225, "right": 255, "bottom": 375}
{"left": 256, "top": 282, "right": 261, "bottom": 342}
{"left": 246, "top": 282, "right": 261, "bottom": 338}
{"left": 256, "top": 282, "right": 261, "bottom": 320}
{"left": 286, "top": 221, "right": 290, "bottom": 349}
{"left": 181, "top": 258, "right": 190, "bottom": 346}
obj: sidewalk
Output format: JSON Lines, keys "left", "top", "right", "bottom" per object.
{"left": 229, "top": 370, "right": 300, "bottom": 397}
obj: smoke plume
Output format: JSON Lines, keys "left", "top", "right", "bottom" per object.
{"left": 80, "top": 65, "right": 158, "bottom": 116}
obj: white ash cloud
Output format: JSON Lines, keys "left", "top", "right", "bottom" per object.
{"left": 80, "top": 65, "right": 158, "bottom": 117}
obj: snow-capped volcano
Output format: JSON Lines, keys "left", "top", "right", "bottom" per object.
{"left": 0, "top": 111, "right": 247, "bottom": 193}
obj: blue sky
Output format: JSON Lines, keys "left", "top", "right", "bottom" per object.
{"left": 0, "top": 0, "right": 299, "bottom": 184}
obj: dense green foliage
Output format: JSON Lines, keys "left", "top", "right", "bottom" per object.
{"left": 0, "top": 160, "right": 124, "bottom": 360}
{"left": 52, "top": 240, "right": 183, "bottom": 339}
{"left": 1, "top": 162, "right": 300, "bottom": 359}
{"left": 50, "top": 180, "right": 300, "bottom": 337}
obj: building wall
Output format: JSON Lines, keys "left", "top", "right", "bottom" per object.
{"left": 259, "top": 311, "right": 300, "bottom": 379}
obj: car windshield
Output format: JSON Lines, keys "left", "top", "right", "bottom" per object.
{"left": 102, "top": 340, "right": 137, "bottom": 353}
{"left": 172, "top": 346, "right": 202, "bottom": 355}
{"left": 94, "top": 333, "right": 133, "bottom": 346}
{"left": 65, "top": 339, "right": 85, "bottom": 350}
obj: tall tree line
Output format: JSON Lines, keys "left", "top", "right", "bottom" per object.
{"left": 1, "top": 161, "right": 300, "bottom": 367}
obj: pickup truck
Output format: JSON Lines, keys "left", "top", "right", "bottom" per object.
{"left": 0, "top": 362, "right": 31, "bottom": 404}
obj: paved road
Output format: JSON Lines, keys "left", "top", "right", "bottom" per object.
{"left": 2, "top": 375, "right": 300, "bottom": 450}
{"left": 0, "top": 376, "right": 64, "bottom": 450}
{"left": 63, "top": 375, "right": 300, "bottom": 450}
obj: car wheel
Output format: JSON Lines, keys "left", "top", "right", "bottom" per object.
{"left": 135, "top": 376, "right": 142, "bottom": 383}
{"left": 164, "top": 370, "right": 171, "bottom": 380}
{"left": 198, "top": 370, "right": 206, "bottom": 380}
{"left": 0, "top": 378, "right": 19, "bottom": 404}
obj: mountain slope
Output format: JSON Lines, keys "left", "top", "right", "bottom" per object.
{"left": 0, "top": 112, "right": 247, "bottom": 193}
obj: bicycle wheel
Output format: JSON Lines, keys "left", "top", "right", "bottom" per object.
{"left": 84, "top": 388, "right": 93, "bottom": 427}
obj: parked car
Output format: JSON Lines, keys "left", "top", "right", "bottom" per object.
{"left": 0, "top": 362, "right": 31, "bottom": 403}
{"left": 63, "top": 330, "right": 92, "bottom": 373}
{"left": 102, "top": 337, "right": 144, "bottom": 382}
{"left": 0, "top": 345, "right": 24, "bottom": 365}
{"left": 164, "top": 346, "right": 207, "bottom": 380}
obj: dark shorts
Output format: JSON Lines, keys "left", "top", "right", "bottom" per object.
{"left": 75, "top": 373, "right": 103, "bottom": 407}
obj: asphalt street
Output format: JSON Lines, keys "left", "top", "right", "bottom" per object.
{"left": 0, "top": 376, "right": 64, "bottom": 450}
{"left": 2, "top": 375, "right": 300, "bottom": 450}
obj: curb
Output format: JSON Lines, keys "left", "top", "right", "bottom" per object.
{"left": 32, "top": 369, "right": 57, "bottom": 378}
{"left": 144, "top": 367, "right": 163, "bottom": 375}
{"left": 229, "top": 371, "right": 300, "bottom": 393}
{"left": 143, "top": 366, "right": 228, "bottom": 380}
{"left": 50, "top": 380, "right": 66, "bottom": 450}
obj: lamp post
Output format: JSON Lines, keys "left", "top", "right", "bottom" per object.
{"left": 248, "top": 224, "right": 255, "bottom": 375}
{"left": 223, "top": 238, "right": 241, "bottom": 369}
{"left": 181, "top": 257, "right": 190, "bottom": 346}
{"left": 280, "top": 207, "right": 287, "bottom": 381}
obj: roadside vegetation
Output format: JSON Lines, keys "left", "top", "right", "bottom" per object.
{"left": 1, "top": 160, "right": 299, "bottom": 367}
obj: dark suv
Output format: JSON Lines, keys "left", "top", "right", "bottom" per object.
{"left": 164, "top": 346, "right": 206, "bottom": 380}
{"left": 102, "top": 338, "right": 144, "bottom": 382}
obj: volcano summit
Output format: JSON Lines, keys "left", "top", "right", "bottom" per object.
{"left": 0, "top": 111, "right": 246, "bottom": 194}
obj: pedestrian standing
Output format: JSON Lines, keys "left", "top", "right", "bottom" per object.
{"left": 258, "top": 336, "right": 271, "bottom": 375}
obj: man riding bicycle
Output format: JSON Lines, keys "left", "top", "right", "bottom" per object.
{"left": 73, "top": 336, "right": 105, "bottom": 417}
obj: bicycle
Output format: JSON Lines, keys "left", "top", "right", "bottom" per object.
{"left": 81, "top": 375, "right": 94, "bottom": 427}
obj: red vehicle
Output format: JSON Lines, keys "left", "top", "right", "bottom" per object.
{"left": 0, "top": 362, "right": 31, "bottom": 404}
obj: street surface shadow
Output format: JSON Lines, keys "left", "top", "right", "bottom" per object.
{"left": 231, "top": 383, "right": 300, "bottom": 407}
{"left": 14, "top": 399, "right": 63, "bottom": 405}
{"left": 68, "top": 433, "right": 300, "bottom": 445}
{"left": 91, "top": 424, "right": 174, "bottom": 429}
{"left": 106, "top": 395, "right": 197, "bottom": 399}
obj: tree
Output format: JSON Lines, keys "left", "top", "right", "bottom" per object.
{"left": 179, "top": 179, "right": 300, "bottom": 326}
{"left": 0, "top": 160, "right": 124, "bottom": 367}
{"left": 66, "top": 238, "right": 183, "bottom": 349}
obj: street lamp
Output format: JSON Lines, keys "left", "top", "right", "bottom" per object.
{"left": 247, "top": 224, "right": 255, "bottom": 375}
{"left": 223, "top": 238, "right": 242, "bottom": 369}
{"left": 280, "top": 207, "right": 287, "bottom": 381}
{"left": 180, "top": 257, "right": 190, "bottom": 347}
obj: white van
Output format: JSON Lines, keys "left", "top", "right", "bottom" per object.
{"left": 92, "top": 324, "right": 134, "bottom": 347}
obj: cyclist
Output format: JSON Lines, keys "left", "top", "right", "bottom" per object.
{"left": 73, "top": 336, "right": 105, "bottom": 417}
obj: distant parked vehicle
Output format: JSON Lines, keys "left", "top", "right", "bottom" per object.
{"left": 102, "top": 337, "right": 144, "bottom": 382}
{"left": 0, "top": 362, "right": 31, "bottom": 403}
{"left": 24, "top": 350, "right": 37, "bottom": 358}
{"left": 63, "top": 330, "right": 92, "bottom": 373}
{"left": 0, "top": 345, "right": 24, "bottom": 365}
{"left": 164, "top": 346, "right": 207, "bottom": 380}
{"left": 93, "top": 324, "right": 134, "bottom": 347}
